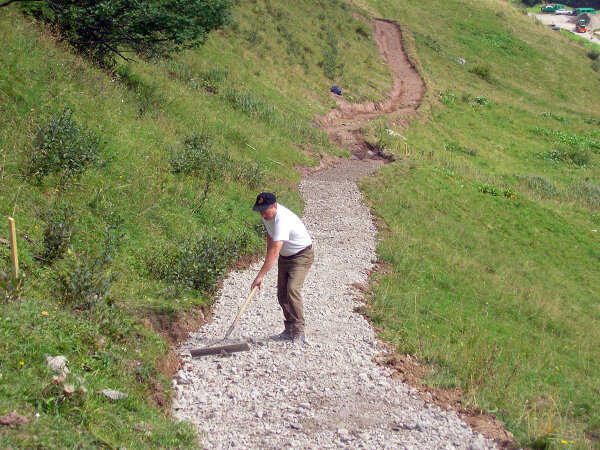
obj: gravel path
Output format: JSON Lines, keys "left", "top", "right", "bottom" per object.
{"left": 173, "top": 161, "right": 496, "bottom": 449}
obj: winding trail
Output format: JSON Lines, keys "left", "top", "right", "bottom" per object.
{"left": 320, "top": 19, "right": 425, "bottom": 159}
{"left": 173, "top": 20, "right": 497, "bottom": 449}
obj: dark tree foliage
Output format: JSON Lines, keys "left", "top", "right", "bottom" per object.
{"left": 1, "top": 0, "right": 231, "bottom": 64}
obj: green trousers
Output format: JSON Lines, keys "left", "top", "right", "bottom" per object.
{"left": 277, "top": 247, "right": 314, "bottom": 333}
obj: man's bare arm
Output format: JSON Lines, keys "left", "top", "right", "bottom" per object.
{"left": 251, "top": 235, "right": 283, "bottom": 290}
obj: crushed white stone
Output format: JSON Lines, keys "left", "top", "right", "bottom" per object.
{"left": 174, "top": 161, "right": 496, "bottom": 449}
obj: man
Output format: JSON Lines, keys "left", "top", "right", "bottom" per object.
{"left": 251, "top": 192, "right": 314, "bottom": 344}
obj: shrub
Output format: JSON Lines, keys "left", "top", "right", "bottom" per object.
{"left": 41, "top": 202, "right": 75, "bottom": 264}
{"left": 478, "top": 184, "right": 501, "bottom": 196}
{"left": 469, "top": 65, "right": 492, "bottom": 82}
{"left": 438, "top": 90, "right": 457, "bottom": 106}
{"left": 566, "top": 149, "right": 590, "bottom": 166}
{"left": 233, "top": 161, "right": 265, "bottom": 189}
{"left": 0, "top": 269, "right": 25, "bottom": 302}
{"left": 472, "top": 97, "right": 492, "bottom": 107}
{"left": 170, "top": 133, "right": 237, "bottom": 210}
{"left": 541, "top": 112, "right": 572, "bottom": 122}
{"left": 355, "top": 23, "right": 370, "bottom": 38}
{"left": 26, "top": 109, "right": 104, "bottom": 183}
{"left": 587, "top": 48, "right": 600, "bottom": 60}
{"left": 146, "top": 230, "right": 252, "bottom": 293}
{"left": 244, "top": 27, "right": 263, "bottom": 46}
{"left": 591, "top": 60, "right": 600, "bottom": 72}
{"left": 57, "top": 217, "right": 125, "bottom": 309}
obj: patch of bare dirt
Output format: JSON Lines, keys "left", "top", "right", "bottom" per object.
{"left": 319, "top": 19, "right": 425, "bottom": 159}
{"left": 0, "top": 411, "right": 29, "bottom": 429}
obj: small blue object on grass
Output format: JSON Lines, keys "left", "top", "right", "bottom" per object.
{"left": 330, "top": 85, "right": 342, "bottom": 95}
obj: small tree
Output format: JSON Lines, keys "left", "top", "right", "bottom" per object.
{"left": 1, "top": 0, "right": 232, "bottom": 65}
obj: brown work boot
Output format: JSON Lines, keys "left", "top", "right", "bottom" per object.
{"left": 278, "top": 330, "right": 293, "bottom": 340}
{"left": 292, "top": 332, "right": 306, "bottom": 345}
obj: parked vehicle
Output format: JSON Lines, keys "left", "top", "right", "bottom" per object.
{"left": 555, "top": 8, "right": 570, "bottom": 14}
{"left": 577, "top": 18, "right": 588, "bottom": 32}
{"left": 541, "top": 4, "right": 565, "bottom": 12}
{"left": 572, "top": 8, "right": 595, "bottom": 15}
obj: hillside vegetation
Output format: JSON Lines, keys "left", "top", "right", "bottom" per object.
{"left": 1, "top": 0, "right": 599, "bottom": 448}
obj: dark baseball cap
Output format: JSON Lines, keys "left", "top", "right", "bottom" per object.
{"left": 252, "top": 192, "right": 276, "bottom": 212}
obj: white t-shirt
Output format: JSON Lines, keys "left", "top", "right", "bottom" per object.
{"left": 262, "top": 204, "right": 312, "bottom": 257}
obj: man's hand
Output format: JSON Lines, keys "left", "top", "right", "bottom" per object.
{"left": 251, "top": 276, "right": 263, "bottom": 291}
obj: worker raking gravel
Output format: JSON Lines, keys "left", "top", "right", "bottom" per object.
{"left": 251, "top": 192, "right": 314, "bottom": 345}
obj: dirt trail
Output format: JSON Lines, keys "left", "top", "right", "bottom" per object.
{"left": 319, "top": 19, "right": 425, "bottom": 159}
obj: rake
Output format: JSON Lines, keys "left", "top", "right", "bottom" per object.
{"left": 190, "top": 286, "right": 259, "bottom": 357}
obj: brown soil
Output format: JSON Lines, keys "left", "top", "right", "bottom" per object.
{"left": 0, "top": 411, "right": 29, "bottom": 429}
{"left": 319, "top": 19, "right": 425, "bottom": 159}
{"left": 324, "top": 19, "right": 517, "bottom": 448}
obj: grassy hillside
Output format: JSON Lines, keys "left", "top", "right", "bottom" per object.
{"left": 1, "top": 0, "right": 599, "bottom": 448}
{"left": 0, "top": 1, "right": 390, "bottom": 447}
{"left": 357, "top": 0, "right": 600, "bottom": 447}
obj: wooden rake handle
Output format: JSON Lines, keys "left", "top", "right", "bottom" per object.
{"left": 224, "top": 286, "right": 259, "bottom": 339}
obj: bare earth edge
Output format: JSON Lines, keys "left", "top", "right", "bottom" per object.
{"left": 164, "top": 18, "right": 518, "bottom": 449}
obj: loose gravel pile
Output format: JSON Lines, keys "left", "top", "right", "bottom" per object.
{"left": 174, "top": 160, "right": 496, "bottom": 449}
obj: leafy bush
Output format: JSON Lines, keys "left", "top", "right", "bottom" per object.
{"left": 146, "top": 230, "right": 252, "bottom": 293}
{"left": 479, "top": 184, "right": 501, "bottom": 196}
{"left": 57, "top": 217, "right": 125, "bottom": 309}
{"left": 472, "top": 97, "right": 492, "bottom": 107}
{"left": 469, "top": 65, "right": 492, "bottom": 82}
{"left": 478, "top": 184, "right": 516, "bottom": 198}
{"left": 542, "top": 112, "right": 572, "bottom": 122}
{"left": 587, "top": 48, "right": 600, "bottom": 60}
{"left": 0, "top": 269, "right": 25, "bottom": 302}
{"left": 223, "top": 88, "right": 280, "bottom": 124}
{"left": 438, "top": 90, "right": 457, "bottom": 106}
{"left": 26, "top": 110, "right": 103, "bottom": 183}
{"left": 169, "top": 133, "right": 232, "bottom": 210}
{"left": 355, "top": 23, "right": 370, "bottom": 38}
{"left": 41, "top": 202, "right": 75, "bottom": 264}
{"left": 486, "top": 33, "right": 512, "bottom": 51}
{"left": 233, "top": 161, "right": 265, "bottom": 189}
{"left": 245, "top": 27, "right": 263, "bottom": 46}
{"left": 592, "top": 60, "right": 600, "bottom": 72}
{"left": 170, "top": 133, "right": 226, "bottom": 175}
{"left": 170, "top": 133, "right": 265, "bottom": 205}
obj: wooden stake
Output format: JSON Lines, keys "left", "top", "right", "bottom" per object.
{"left": 8, "top": 217, "right": 19, "bottom": 278}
